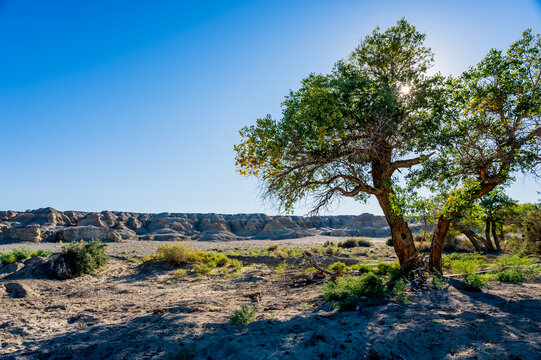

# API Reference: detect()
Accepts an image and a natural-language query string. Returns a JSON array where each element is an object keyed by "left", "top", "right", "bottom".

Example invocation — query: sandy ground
[{"left": 0, "top": 238, "right": 539, "bottom": 360}]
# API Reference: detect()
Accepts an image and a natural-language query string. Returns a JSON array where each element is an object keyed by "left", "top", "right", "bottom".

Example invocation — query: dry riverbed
[{"left": 0, "top": 237, "right": 539, "bottom": 360}]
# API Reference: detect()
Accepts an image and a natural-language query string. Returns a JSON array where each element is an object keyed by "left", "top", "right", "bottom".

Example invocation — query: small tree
[
  {"left": 415, "top": 30, "right": 541, "bottom": 272},
  {"left": 234, "top": 19, "right": 444, "bottom": 272}
]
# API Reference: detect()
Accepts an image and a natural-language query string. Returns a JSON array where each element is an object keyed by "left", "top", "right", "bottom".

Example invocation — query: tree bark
[
  {"left": 461, "top": 229, "right": 483, "bottom": 252},
  {"left": 375, "top": 194, "right": 418, "bottom": 274},
  {"left": 429, "top": 182, "right": 499, "bottom": 273},
  {"left": 484, "top": 218, "right": 495, "bottom": 251},
  {"left": 492, "top": 220, "right": 501, "bottom": 251},
  {"left": 429, "top": 215, "right": 450, "bottom": 273}
]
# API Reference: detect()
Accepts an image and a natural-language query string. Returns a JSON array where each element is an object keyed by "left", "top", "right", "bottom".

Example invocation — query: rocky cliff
[{"left": 0, "top": 207, "right": 424, "bottom": 243}]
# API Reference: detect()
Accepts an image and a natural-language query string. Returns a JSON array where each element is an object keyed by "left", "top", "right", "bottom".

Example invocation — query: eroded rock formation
[{"left": 0, "top": 207, "right": 425, "bottom": 243}]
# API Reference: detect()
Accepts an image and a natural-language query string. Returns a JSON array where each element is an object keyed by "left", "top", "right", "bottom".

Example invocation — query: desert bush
[
  {"left": 385, "top": 237, "right": 393, "bottom": 246},
  {"left": 324, "top": 273, "right": 387, "bottom": 311},
  {"left": 328, "top": 261, "right": 347, "bottom": 272},
  {"left": 462, "top": 273, "right": 487, "bottom": 291},
  {"left": 392, "top": 278, "right": 410, "bottom": 304},
  {"left": 497, "top": 268, "right": 523, "bottom": 283},
  {"left": 229, "top": 304, "right": 257, "bottom": 325},
  {"left": 57, "top": 240, "right": 108, "bottom": 277},
  {"left": 324, "top": 246, "right": 340, "bottom": 255},
  {"left": 0, "top": 246, "right": 53, "bottom": 266},
  {"left": 157, "top": 243, "right": 193, "bottom": 266},
  {"left": 266, "top": 244, "right": 279, "bottom": 252},
  {"left": 323, "top": 240, "right": 336, "bottom": 247},
  {"left": 338, "top": 238, "right": 372, "bottom": 248}
]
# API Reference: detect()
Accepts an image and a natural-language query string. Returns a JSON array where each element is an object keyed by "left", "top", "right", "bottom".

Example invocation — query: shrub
[
  {"left": 157, "top": 243, "right": 193, "bottom": 266},
  {"left": 58, "top": 240, "right": 108, "bottom": 277},
  {"left": 323, "top": 240, "right": 336, "bottom": 247},
  {"left": 392, "top": 278, "right": 410, "bottom": 304},
  {"left": 338, "top": 238, "right": 373, "bottom": 248},
  {"left": 325, "top": 246, "right": 340, "bottom": 255},
  {"left": 386, "top": 237, "right": 393, "bottom": 246},
  {"left": 229, "top": 304, "right": 257, "bottom": 325},
  {"left": 462, "top": 273, "right": 487, "bottom": 291},
  {"left": 497, "top": 268, "right": 523, "bottom": 283},
  {"left": 328, "top": 261, "right": 347, "bottom": 272},
  {"left": 323, "top": 273, "right": 387, "bottom": 311}
]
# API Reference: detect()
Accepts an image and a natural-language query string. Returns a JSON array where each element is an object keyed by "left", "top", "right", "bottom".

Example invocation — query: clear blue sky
[{"left": 1, "top": 0, "right": 540, "bottom": 215}]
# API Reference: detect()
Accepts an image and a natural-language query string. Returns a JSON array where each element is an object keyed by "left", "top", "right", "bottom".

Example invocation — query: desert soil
[{"left": 0, "top": 237, "right": 539, "bottom": 360}]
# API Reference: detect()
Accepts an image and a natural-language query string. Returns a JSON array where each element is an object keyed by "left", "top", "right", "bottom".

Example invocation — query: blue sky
[{"left": 0, "top": 0, "right": 540, "bottom": 215}]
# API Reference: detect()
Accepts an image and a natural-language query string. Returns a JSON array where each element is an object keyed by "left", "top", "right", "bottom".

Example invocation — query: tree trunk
[
  {"left": 492, "top": 220, "right": 501, "bottom": 251},
  {"left": 375, "top": 194, "right": 418, "bottom": 274},
  {"left": 461, "top": 229, "right": 483, "bottom": 252},
  {"left": 429, "top": 182, "right": 500, "bottom": 273},
  {"left": 429, "top": 215, "right": 450, "bottom": 273},
  {"left": 484, "top": 218, "right": 495, "bottom": 251}
]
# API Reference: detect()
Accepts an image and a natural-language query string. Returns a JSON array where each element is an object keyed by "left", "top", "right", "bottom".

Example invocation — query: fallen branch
[{"left": 303, "top": 251, "right": 344, "bottom": 281}]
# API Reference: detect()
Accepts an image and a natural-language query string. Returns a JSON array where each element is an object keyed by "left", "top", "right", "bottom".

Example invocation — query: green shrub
[
  {"left": 325, "top": 246, "right": 340, "bottom": 255},
  {"left": 357, "top": 239, "right": 373, "bottom": 247},
  {"left": 328, "top": 261, "right": 347, "bottom": 272},
  {"left": 157, "top": 243, "right": 193, "bottom": 266},
  {"left": 323, "top": 273, "right": 387, "bottom": 311},
  {"left": 338, "top": 238, "right": 373, "bottom": 248},
  {"left": 1, "top": 246, "right": 53, "bottom": 266},
  {"left": 497, "top": 268, "right": 523, "bottom": 283},
  {"left": 462, "top": 273, "right": 487, "bottom": 291},
  {"left": 60, "top": 240, "right": 108, "bottom": 277},
  {"left": 392, "top": 278, "right": 410, "bottom": 304},
  {"left": 386, "top": 237, "right": 393, "bottom": 246},
  {"left": 229, "top": 304, "right": 257, "bottom": 325}
]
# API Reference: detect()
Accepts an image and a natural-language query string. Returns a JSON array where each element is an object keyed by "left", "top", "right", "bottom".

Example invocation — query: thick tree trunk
[
  {"left": 429, "top": 215, "right": 450, "bottom": 273},
  {"left": 492, "top": 220, "right": 501, "bottom": 251},
  {"left": 461, "top": 229, "right": 483, "bottom": 252},
  {"left": 376, "top": 194, "right": 418, "bottom": 274},
  {"left": 429, "top": 182, "right": 500, "bottom": 273},
  {"left": 484, "top": 218, "right": 495, "bottom": 251}
]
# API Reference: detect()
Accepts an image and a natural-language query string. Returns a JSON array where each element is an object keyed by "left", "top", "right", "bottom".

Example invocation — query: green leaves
[{"left": 234, "top": 19, "right": 442, "bottom": 214}]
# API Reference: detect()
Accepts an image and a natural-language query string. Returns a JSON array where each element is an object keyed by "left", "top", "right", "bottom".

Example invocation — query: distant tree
[
  {"left": 413, "top": 30, "right": 541, "bottom": 272},
  {"left": 234, "top": 19, "right": 444, "bottom": 272},
  {"left": 478, "top": 189, "right": 517, "bottom": 251}
]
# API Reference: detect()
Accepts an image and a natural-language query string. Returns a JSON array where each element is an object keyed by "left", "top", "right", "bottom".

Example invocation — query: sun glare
[{"left": 399, "top": 84, "right": 411, "bottom": 95}]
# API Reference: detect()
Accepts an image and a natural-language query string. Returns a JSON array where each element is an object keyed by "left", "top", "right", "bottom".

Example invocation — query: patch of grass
[
  {"left": 444, "top": 252, "right": 489, "bottom": 274},
  {"left": 150, "top": 243, "right": 243, "bottom": 277},
  {"left": 59, "top": 240, "right": 108, "bottom": 277},
  {"left": 305, "top": 267, "right": 317, "bottom": 275},
  {"left": 275, "top": 261, "right": 289, "bottom": 274},
  {"left": 323, "top": 273, "right": 387, "bottom": 311},
  {"left": 172, "top": 269, "right": 188, "bottom": 277},
  {"left": 229, "top": 304, "right": 257, "bottom": 325}
]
